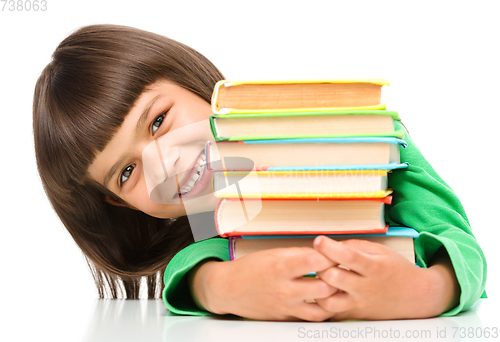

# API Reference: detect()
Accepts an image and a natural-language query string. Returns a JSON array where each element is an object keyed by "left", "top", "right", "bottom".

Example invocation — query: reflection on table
[{"left": 82, "top": 299, "right": 496, "bottom": 342}]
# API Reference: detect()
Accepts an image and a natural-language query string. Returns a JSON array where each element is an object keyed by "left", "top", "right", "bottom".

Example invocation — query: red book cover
[{"left": 214, "top": 197, "right": 392, "bottom": 238}]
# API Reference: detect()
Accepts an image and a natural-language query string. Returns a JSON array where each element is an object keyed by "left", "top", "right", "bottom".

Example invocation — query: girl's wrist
[
  {"left": 416, "top": 249, "right": 460, "bottom": 317},
  {"left": 188, "top": 259, "right": 228, "bottom": 315},
  {"left": 426, "top": 256, "right": 461, "bottom": 315}
]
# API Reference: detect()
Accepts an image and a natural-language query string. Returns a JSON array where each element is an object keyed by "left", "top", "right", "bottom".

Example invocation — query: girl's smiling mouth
[
  {"left": 173, "top": 150, "right": 213, "bottom": 201},
  {"left": 177, "top": 151, "right": 207, "bottom": 195}
]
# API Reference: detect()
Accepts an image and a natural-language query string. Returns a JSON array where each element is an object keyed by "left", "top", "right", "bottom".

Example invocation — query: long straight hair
[{"left": 33, "top": 25, "right": 224, "bottom": 298}]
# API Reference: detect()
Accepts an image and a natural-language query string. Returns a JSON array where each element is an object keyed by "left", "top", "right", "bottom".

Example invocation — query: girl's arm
[
  {"left": 388, "top": 121, "right": 487, "bottom": 315},
  {"left": 162, "top": 238, "right": 229, "bottom": 316},
  {"left": 312, "top": 121, "right": 486, "bottom": 319},
  {"left": 162, "top": 237, "right": 338, "bottom": 321},
  {"left": 188, "top": 247, "right": 339, "bottom": 321}
]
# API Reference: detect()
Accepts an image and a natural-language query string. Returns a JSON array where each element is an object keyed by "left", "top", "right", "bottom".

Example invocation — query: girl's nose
[{"left": 143, "top": 140, "right": 184, "bottom": 204}]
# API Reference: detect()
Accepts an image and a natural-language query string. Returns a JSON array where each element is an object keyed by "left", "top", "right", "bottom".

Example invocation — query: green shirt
[{"left": 162, "top": 122, "right": 487, "bottom": 316}]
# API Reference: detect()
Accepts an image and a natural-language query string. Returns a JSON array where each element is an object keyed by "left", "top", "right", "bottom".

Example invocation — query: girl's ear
[{"left": 104, "top": 196, "right": 138, "bottom": 210}]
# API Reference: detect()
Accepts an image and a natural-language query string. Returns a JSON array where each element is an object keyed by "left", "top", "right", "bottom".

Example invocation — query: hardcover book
[
  {"left": 210, "top": 110, "right": 404, "bottom": 141},
  {"left": 213, "top": 170, "right": 392, "bottom": 199},
  {"left": 206, "top": 137, "right": 408, "bottom": 172},
  {"left": 229, "top": 227, "right": 419, "bottom": 264},
  {"left": 214, "top": 197, "right": 392, "bottom": 237},
  {"left": 211, "top": 79, "right": 390, "bottom": 114}
]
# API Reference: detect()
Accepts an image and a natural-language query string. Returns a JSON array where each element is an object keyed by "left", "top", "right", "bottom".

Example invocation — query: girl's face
[{"left": 88, "top": 80, "right": 220, "bottom": 218}]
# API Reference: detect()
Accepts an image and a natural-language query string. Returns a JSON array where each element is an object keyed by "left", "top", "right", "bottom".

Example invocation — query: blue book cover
[
  {"left": 206, "top": 137, "right": 409, "bottom": 172},
  {"left": 229, "top": 227, "right": 419, "bottom": 267}
]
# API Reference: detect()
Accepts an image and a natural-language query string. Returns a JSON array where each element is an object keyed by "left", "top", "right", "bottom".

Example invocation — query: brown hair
[{"left": 33, "top": 24, "right": 224, "bottom": 298}]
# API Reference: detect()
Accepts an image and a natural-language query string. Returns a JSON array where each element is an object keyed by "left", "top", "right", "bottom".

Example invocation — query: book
[
  {"left": 210, "top": 110, "right": 404, "bottom": 141},
  {"left": 213, "top": 170, "right": 392, "bottom": 199},
  {"left": 211, "top": 79, "right": 389, "bottom": 114},
  {"left": 229, "top": 227, "right": 419, "bottom": 264},
  {"left": 214, "top": 197, "right": 392, "bottom": 237},
  {"left": 206, "top": 137, "right": 408, "bottom": 172}
]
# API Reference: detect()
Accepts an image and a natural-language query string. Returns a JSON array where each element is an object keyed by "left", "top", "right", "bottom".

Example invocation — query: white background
[{"left": 1, "top": 0, "right": 499, "bottom": 340}]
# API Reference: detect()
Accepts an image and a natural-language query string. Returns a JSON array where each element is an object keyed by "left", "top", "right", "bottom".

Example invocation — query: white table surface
[
  {"left": 73, "top": 298, "right": 496, "bottom": 342},
  {"left": 5, "top": 296, "right": 497, "bottom": 342}
]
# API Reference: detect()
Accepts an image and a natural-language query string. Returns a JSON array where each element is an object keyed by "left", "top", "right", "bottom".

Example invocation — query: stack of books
[{"left": 206, "top": 80, "right": 418, "bottom": 264}]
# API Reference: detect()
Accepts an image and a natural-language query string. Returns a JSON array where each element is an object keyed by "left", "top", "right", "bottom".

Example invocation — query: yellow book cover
[
  {"left": 213, "top": 170, "right": 392, "bottom": 199},
  {"left": 211, "top": 79, "right": 389, "bottom": 114}
]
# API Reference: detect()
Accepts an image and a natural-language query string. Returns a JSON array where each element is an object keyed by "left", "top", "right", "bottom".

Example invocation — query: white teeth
[{"left": 179, "top": 153, "right": 206, "bottom": 195}]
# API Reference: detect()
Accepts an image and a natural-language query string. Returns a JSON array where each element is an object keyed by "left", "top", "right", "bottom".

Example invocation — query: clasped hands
[{"left": 190, "top": 236, "right": 457, "bottom": 321}]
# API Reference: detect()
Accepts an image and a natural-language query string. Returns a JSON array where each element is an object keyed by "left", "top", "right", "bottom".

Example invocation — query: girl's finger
[
  {"left": 313, "top": 236, "right": 373, "bottom": 276},
  {"left": 291, "top": 301, "right": 333, "bottom": 322},
  {"left": 341, "top": 238, "right": 389, "bottom": 255},
  {"left": 315, "top": 291, "right": 353, "bottom": 315},
  {"left": 316, "top": 265, "right": 360, "bottom": 292},
  {"left": 283, "top": 248, "right": 336, "bottom": 278},
  {"left": 294, "top": 277, "right": 339, "bottom": 300}
]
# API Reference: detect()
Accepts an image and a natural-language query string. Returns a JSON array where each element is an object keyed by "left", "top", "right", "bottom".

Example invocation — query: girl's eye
[
  {"left": 152, "top": 113, "right": 166, "bottom": 134},
  {"left": 120, "top": 164, "right": 136, "bottom": 185}
]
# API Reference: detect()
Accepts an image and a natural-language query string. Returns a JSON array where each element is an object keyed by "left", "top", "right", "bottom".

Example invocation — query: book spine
[
  {"left": 228, "top": 236, "right": 241, "bottom": 261},
  {"left": 267, "top": 163, "right": 409, "bottom": 172},
  {"left": 214, "top": 198, "right": 224, "bottom": 237},
  {"left": 227, "top": 79, "right": 390, "bottom": 86},
  {"left": 209, "top": 116, "right": 221, "bottom": 140},
  {"left": 221, "top": 225, "right": 389, "bottom": 237},
  {"left": 218, "top": 196, "right": 393, "bottom": 204},
  {"left": 239, "top": 227, "right": 419, "bottom": 239},
  {"left": 219, "top": 130, "right": 406, "bottom": 142}
]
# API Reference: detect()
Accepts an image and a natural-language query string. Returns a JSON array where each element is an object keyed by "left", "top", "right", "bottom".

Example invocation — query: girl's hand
[
  {"left": 189, "top": 247, "right": 338, "bottom": 321},
  {"left": 312, "top": 237, "right": 460, "bottom": 320}
]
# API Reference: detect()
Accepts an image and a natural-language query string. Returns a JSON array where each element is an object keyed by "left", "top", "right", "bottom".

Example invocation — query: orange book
[
  {"left": 211, "top": 79, "right": 389, "bottom": 114},
  {"left": 214, "top": 197, "right": 391, "bottom": 237}
]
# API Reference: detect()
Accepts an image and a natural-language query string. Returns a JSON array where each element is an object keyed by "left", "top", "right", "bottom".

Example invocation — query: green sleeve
[
  {"left": 162, "top": 237, "right": 229, "bottom": 316},
  {"left": 387, "top": 122, "right": 487, "bottom": 316}
]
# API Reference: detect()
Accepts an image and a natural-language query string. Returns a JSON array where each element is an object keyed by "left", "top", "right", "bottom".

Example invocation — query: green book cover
[{"left": 210, "top": 110, "right": 404, "bottom": 141}]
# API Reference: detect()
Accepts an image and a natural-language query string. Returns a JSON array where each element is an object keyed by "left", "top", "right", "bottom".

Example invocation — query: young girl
[{"left": 33, "top": 24, "right": 486, "bottom": 321}]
